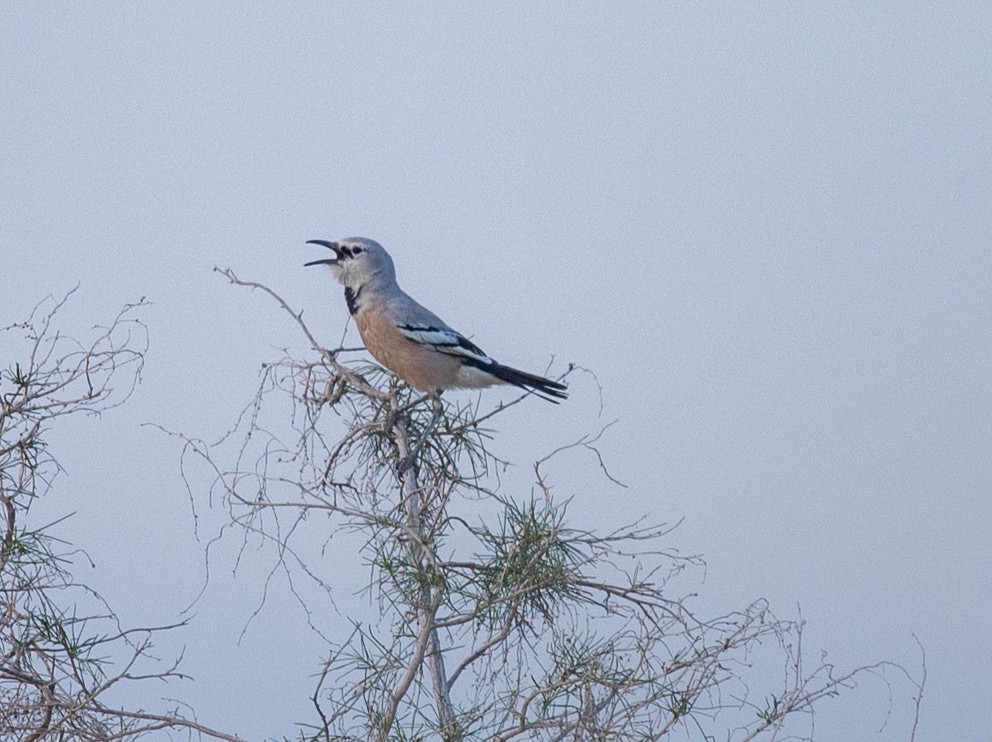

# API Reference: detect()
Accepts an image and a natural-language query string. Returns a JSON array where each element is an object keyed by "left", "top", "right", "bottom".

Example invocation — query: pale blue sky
[{"left": 3, "top": 3, "right": 990, "bottom": 740}]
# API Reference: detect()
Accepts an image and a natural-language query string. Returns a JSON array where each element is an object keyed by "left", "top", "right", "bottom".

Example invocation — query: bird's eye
[{"left": 353, "top": 247, "right": 363, "bottom": 255}]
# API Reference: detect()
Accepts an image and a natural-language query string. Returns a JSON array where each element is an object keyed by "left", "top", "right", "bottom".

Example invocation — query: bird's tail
[{"left": 489, "top": 362, "right": 568, "bottom": 403}]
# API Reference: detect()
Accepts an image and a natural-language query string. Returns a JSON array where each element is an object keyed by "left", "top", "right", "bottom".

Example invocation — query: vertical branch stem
[{"left": 376, "top": 404, "right": 459, "bottom": 741}]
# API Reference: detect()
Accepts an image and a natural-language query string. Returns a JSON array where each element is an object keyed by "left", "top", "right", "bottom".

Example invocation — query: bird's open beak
[{"left": 305, "top": 240, "right": 342, "bottom": 267}]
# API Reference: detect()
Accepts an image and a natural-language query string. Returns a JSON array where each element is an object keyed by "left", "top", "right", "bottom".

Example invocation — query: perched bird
[{"left": 305, "top": 237, "right": 567, "bottom": 402}]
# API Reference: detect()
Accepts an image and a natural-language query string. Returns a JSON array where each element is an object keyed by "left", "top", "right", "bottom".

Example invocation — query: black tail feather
[{"left": 489, "top": 362, "right": 568, "bottom": 403}]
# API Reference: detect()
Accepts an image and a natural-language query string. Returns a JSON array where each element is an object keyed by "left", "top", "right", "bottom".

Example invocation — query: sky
[{"left": 2, "top": 3, "right": 991, "bottom": 740}]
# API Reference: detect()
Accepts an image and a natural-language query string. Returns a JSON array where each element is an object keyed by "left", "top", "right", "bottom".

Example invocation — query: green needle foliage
[{"left": 183, "top": 272, "right": 922, "bottom": 742}]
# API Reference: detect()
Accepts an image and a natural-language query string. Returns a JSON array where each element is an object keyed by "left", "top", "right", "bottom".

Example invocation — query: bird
[{"left": 305, "top": 237, "right": 567, "bottom": 403}]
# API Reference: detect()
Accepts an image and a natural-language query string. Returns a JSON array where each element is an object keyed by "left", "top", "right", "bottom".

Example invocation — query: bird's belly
[{"left": 356, "top": 310, "right": 459, "bottom": 391}]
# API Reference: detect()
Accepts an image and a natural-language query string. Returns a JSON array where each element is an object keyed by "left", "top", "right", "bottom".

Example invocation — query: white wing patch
[{"left": 398, "top": 324, "right": 493, "bottom": 365}]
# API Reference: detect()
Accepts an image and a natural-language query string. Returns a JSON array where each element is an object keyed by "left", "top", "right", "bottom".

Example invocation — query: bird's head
[{"left": 305, "top": 237, "right": 396, "bottom": 290}]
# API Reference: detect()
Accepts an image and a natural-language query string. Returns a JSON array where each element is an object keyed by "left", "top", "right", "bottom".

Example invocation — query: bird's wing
[
  {"left": 383, "top": 292, "right": 495, "bottom": 366},
  {"left": 396, "top": 322, "right": 494, "bottom": 365}
]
